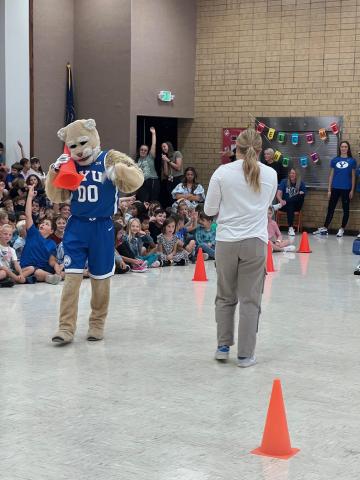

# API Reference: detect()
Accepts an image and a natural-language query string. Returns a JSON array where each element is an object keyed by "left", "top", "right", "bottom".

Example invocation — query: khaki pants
[{"left": 215, "top": 238, "right": 266, "bottom": 358}]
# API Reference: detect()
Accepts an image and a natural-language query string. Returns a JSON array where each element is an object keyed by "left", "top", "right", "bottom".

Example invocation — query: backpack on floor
[{"left": 352, "top": 238, "right": 360, "bottom": 255}]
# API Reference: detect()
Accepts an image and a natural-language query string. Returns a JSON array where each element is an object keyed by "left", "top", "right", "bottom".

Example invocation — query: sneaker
[
  {"left": 130, "top": 263, "right": 148, "bottom": 272},
  {"left": 336, "top": 228, "right": 344, "bottom": 237},
  {"left": 272, "top": 202, "right": 282, "bottom": 211},
  {"left": 175, "top": 258, "right": 188, "bottom": 266},
  {"left": 45, "top": 274, "right": 62, "bottom": 285},
  {"left": 25, "top": 274, "right": 37, "bottom": 284},
  {"left": 215, "top": 345, "right": 230, "bottom": 361},
  {"left": 237, "top": 355, "right": 257, "bottom": 368},
  {"left": 313, "top": 227, "right": 328, "bottom": 235},
  {"left": 288, "top": 227, "right": 295, "bottom": 236},
  {"left": 150, "top": 260, "right": 161, "bottom": 268},
  {"left": 202, "top": 252, "right": 209, "bottom": 261},
  {"left": 162, "top": 260, "right": 172, "bottom": 267},
  {"left": 282, "top": 245, "right": 296, "bottom": 252},
  {"left": 354, "top": 265, "right": 360, "bottom": 275},
  {"left": 0, "top": 278, "right": 15, "bottom": 288}
]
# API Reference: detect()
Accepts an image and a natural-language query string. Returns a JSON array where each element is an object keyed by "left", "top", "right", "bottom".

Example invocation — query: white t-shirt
[
  {"left": 204, "top": 160, "right": 277, "bottom": 243},
  {"left": 0, "top": 244, "right": 17, "bottom": 268}
]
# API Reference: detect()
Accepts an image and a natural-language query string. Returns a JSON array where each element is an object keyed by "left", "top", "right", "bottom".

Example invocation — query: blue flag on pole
[{"left": 65, "top": 63, "right": 75, "bottom": 126}]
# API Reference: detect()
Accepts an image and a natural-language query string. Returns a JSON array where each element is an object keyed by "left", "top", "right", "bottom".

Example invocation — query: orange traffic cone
[
  {"left": 297, "top": 232, "right": 312, "bottom": 253},
  {"left": 266, "top": 242, "right": 275, "bottom": 273},
  {"left": 53, "top": 146, "right": 83, "bottom": 191},
  {"left": 251, "top": 379, "right": 300, "bottom": 460},
  {"left": 192, "top": 248, "right": 208, "bottom": 282}
]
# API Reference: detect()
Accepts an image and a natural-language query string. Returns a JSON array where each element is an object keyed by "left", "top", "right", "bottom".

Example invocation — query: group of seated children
[
  {"left": 0, "top": 192, "right": 217, "bottom": 286},
  {"left": 0, "top": 185, "right": 65, "bottom": 287},
  {"left": 114, "top": 199, "right": 216, "bottom": 273}
]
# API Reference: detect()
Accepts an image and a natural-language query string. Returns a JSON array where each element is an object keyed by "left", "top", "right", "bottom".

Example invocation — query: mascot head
[{"left": 57, "top": 119, "right": 100, "bottom": 166}]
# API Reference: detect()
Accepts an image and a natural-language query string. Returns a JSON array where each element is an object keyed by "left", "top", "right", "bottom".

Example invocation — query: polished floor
[{"left": 1, "top": 235, "right": 360, "bottom": 480}]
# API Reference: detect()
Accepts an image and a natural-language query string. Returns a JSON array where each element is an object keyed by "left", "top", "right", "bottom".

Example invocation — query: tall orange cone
[
  {"left": 251, "top": 379, "right": 300, "bottom": 460},
  {"left": 297, "top": 232, "right": 312, "bottom": 253},
  {"left": 266, "top": 242, "right": 275, "bottom": 273},
  {"left": 192, "top": 247, "right": 208, "bottom": 282},
  {"left": 53, "top": 146, "right": 83, "bottom": 191}
]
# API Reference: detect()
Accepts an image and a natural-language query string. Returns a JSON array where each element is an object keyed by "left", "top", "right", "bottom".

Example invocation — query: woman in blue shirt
[
  {"left": 276, "top": 168, "right": 306, "bottom": 236},
  {"left": 313, "top": 141, "right": 356, "bottom": 237}
]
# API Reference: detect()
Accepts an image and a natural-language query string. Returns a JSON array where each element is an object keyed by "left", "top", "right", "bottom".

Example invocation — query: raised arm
[
  {"left": 25, "top": 184, "right": 36, "bottom": 230},
  {"left": 149, "top": 127, "right": 156, "bottom": 158},
  {"left": 17, "top": 140, "right": 26, "bottom": 159}
]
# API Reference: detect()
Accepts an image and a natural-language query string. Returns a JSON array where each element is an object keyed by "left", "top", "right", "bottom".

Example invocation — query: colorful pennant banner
[{"left": 253, "top": 118, "right": 341, "bottom": 169}]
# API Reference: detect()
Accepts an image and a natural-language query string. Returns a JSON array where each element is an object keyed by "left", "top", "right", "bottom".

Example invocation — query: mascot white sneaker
[{"left": 45, "top": 119, "right": 144, "bottom": 344}]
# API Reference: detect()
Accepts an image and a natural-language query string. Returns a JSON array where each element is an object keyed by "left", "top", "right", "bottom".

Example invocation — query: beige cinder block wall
[{"left": 179, "top": 0, "right": 360, "bottom": 230}]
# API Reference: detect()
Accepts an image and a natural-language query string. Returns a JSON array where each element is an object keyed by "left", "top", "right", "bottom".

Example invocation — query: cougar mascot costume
[{"left": 45, "top": 119, "right": 144, "bottom": 344}]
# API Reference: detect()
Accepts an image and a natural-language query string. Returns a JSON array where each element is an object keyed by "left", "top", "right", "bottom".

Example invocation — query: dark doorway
[{"left": 137, "top": 116, "right": 178, "bottom": 177}]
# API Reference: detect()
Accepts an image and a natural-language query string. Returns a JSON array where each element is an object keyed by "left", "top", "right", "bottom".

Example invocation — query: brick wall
[{"left": 178, "top": 0, "right": 360, "bottom": 231}]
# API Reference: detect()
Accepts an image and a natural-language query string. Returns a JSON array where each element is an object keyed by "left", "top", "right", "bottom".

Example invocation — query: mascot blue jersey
[{"left": 70, "top": 151, "right": 118, "bottom": 218}]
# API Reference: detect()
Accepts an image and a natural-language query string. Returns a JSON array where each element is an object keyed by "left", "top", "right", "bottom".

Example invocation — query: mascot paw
[{"left": 105, "top": 150, "right": 144, "bottom": 193}]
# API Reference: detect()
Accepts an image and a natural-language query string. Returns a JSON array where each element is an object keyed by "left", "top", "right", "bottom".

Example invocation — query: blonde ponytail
[{"left": 236, "top": 128, "right": 262, "bottom": 192}]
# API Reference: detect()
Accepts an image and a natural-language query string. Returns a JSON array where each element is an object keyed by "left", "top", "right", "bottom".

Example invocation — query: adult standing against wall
[
  {"left": 313, "top": 141, "right": 356, "bottom": 237},
  {"left": 135, "top": 127, "right": 160, "bottom": 202},
  {"left": 204, "top": 128, "right": 277, "bottom": 368},
  {"left": 161, "top": 141, "right": 183, "bottom": 207},
  {"left": 262, "top": 148, "right": 287, "bottom": 182}
]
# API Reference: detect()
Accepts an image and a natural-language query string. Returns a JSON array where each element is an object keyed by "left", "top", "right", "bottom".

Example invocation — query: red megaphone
[{"left": 52, "top": 146, "right": 84, "bottom": 191}]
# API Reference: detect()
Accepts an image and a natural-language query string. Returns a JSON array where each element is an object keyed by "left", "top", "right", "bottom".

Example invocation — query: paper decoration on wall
[
  {"left": 274, "top": 150, "right": 282, "bottom": 161},
  {"left": 267, "top": 128, "right": 275, "bottom": 140},
  {"left": 330, "top": 122, "right": 339, "bottom": 135},
  {"left": 256, "top": 122, "right": 265, "bottom": 133},
  {"left": 306, "top": 132, "right": 314, "bottom": 144},
  {"left": 319, "top": 128, "right": 327, "bottom": 141},
  {"left": 221, "top": 128, "right": 245, "bottom": 164},
  {"left": 282, "top": 157, "right": 289, "bottom": 167},
  {"left": 300, "top": 156, "right": 308, "bottom": 168},
  {"left": 310, "top": 152, "right": 319, "bottom": 163},
  {"left": 277, "top": 132, "right": 286, "bottom": 143},
  {"left": 291, "top": 133, "right": 299, "bottom": 145}
]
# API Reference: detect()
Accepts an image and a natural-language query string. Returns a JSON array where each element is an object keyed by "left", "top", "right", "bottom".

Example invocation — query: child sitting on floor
[
  {"left": 267, "top": 207, "right": 295, "bottom": 252},
  {"left": 125, "top": 218, "right": 160, "bottom": 268},
  {"left": 114, "top": 223, "right": 147, "bottom": 272},
  {"left": 0, "top": 224, "right": 25, "bottom": 287},
  {"left": 174, "top": 214, "right": 196, "bottom": 260},
  {"left": 194, "top": 212, "right": 216, "bottom": 260},
  {"left": 157, "top": 216, "right": 189, "bottom": 266},
  {"left": 20, "top": 184, "right": 62, "bottom": 284}
]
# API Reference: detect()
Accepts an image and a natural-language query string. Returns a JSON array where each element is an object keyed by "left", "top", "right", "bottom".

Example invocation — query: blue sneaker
[{"left": 215, "top": 345, "right": 230, "bottom": 361}]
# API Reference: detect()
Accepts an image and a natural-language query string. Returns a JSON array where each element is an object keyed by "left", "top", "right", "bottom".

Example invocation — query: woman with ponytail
[{"left": 204, "top": 128, "right": 277, "bottom": 368}]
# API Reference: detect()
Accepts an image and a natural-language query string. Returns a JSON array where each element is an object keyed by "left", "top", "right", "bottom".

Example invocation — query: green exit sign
[{"left": 158, "top": 90, "right": 175, "bottom": 102}]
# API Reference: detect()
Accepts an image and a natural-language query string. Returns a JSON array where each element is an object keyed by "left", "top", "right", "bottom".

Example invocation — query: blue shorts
[{"left": 63, "top": 216, "right": 115, "bottom": 279}]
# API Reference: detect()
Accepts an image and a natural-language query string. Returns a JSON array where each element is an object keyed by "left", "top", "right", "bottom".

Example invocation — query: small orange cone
[
  {"left": 192, "top": 247, "right": 208, "bottom": 282},
  {"left": 266, "top": 242, "right": 275, "bottom": 273},
  {"left": 297, "top": 232, "right": 312, "bottom": 253},
  {"left": 53, "top": 146, "right": 83, "bottom": 191},
  {"left": 251, "top": 379, "right": 300, "bottom": 460}
]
